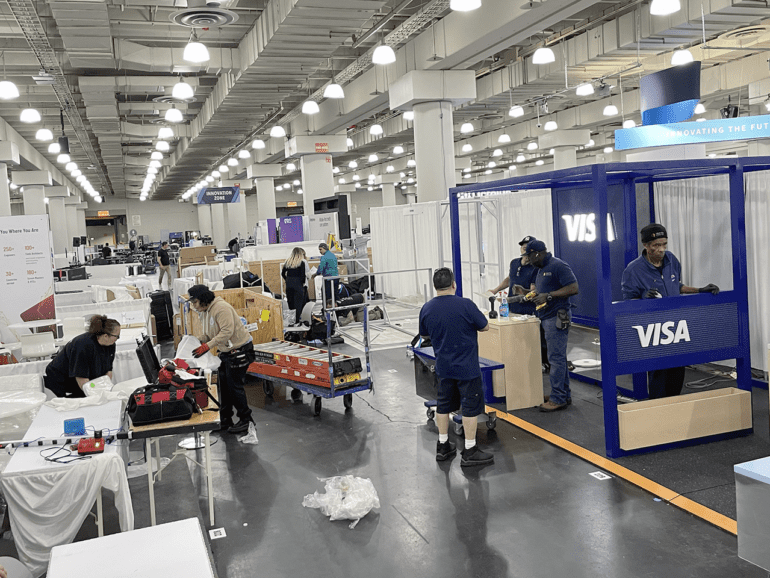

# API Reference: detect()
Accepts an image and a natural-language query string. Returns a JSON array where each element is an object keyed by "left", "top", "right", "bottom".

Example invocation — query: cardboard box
[{"left": 617, "top": 387, "right": 752, "bottom": 450}]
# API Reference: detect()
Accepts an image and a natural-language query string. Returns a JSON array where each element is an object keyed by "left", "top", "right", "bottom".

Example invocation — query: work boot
[
  {"left": 544, "top": 395, "right": 572, "bottom": 405},
  {"left": 228, "top": 418, "right": 254, "bottom": 434},
  {"left": 539, "top": 400, "right": 568, "bottom": 412},
  {"left": 217, "top": 418, "right": 234, "bottom": 431},
  {"left": 436, "top": 440, "right": 457, "bottom": 461},
  {"left": 460, "top": 446, "right": 494, "bottom": 467},
  {"left": 338, "top": 312, "right": 354, "bottom": 327}
]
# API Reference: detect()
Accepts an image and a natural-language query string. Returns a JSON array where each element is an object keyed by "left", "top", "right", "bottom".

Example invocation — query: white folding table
[{"left": 47, "top": 517, "right": 217, "bottom": 578}]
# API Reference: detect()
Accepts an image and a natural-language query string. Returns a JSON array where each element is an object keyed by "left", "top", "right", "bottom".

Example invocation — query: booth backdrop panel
[
  {"left": 745, "top": 171, "right": 770, "bottom": 372},
  {"left": 552, "top": 183, "right": 626, "bottom": 324}
]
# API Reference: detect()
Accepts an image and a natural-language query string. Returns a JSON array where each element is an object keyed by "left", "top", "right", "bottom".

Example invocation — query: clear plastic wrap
[
  {"left": 0, "top": 390, "right": 47, "bottom": 419},
  {"left": 83, "top": 375, "right": 113, "bottom": 397},
  {"left": 302, "top": 475, "right": 380, "bottom": 529},
  {"left": 176, "top": 335, "right": 221, "bottom": 370}
]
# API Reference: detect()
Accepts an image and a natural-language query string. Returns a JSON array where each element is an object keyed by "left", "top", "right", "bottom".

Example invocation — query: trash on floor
[
  {"left": 239, "top": 422, "right": 259, "bottom": 445},
  {"left": 302, "top": 475, "right": 380, "bottom": 529}
]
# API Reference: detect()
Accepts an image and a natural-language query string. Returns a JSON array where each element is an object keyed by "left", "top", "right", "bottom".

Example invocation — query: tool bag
[
  {"left": 126, "top": 383, "right": 197, "bottom": 426},
  {"left": 158, "top": 358, "right": 219, "bottom": 409}
]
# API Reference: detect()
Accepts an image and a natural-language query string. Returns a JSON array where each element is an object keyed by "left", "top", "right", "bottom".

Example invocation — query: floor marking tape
[{"left": 489, "top": 405, "right": 737, "bottom": 535}]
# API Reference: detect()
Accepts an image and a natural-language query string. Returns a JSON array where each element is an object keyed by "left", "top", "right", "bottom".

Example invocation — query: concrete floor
[{"left": 120, "top": 344, "right": 764, "bottom": 578}]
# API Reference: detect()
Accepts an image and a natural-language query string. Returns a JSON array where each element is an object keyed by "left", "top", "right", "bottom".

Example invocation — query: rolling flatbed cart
[
  {"left": 247, "top": 304, "right": 374, "bottom": 416},
  {"left": 411, "top": 346, "right": 501, "bottom": 434}
]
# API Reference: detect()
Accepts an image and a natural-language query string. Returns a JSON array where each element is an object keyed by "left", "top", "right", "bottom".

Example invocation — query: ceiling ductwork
[
  {"left": 169, "top": 0, "right": 240, "bottom": 28},
  {"left": 115, "top": 40, "right": 239, "bottom": 74}
]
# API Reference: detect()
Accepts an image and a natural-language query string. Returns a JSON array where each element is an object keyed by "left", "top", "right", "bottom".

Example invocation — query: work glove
[
  {"left": 698, "top": 283, "right": 720, "bottom": 295},
  {"left": 192, "top": 343, "right": 210, "bottom": 358},
  {"left": 643, "top": 289, "right": 661, "bottom": 299},
  {"left": 507, "top": 294, "right": 526, "bottom": 304}
]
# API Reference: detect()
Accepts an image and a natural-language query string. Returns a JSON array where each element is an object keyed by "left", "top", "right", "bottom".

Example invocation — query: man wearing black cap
[
  {"left": 187, "top": 284, "right": 256, "bottom": 433},
  {"left": 621, "top": 223, "right": 719, "bottom": 398},
  {"left": 525, "top": 239, "right": 579, "bottom": 412},
  {"left": 489, "top": 235, "right": 549, "bottom": 370}
]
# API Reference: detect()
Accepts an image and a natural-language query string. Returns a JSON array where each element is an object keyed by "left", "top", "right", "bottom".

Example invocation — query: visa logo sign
[
  {"left": 631, "top": 320, "right": 691, "bottom": 348},
  {"left": 562, "top": 213, "right": 616, "bottom": 242}
]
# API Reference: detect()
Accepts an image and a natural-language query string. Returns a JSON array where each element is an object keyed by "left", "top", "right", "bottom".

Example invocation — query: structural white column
[
  {"left": 47, "top": 196, "right": 68, "bottom": 254},
  {"left": 22, "top": 186, "right": 46, "bottom": 215},
  {"left": 390, "top": 70, "right": 476, "bottom": 204},
  {"left": 210, "top": 203, "right": 227, "bottom": 249},
  {"left": 539, "top": 130, "right": 591, "bottom": 171},
  {"left": 76, "top": 203, "right": 88, "bottom": 238},
  {"left": 553, "top": 147, "right": 577, "bottom": 170},
  {"left": 65, "top": 199, "right": 79, "bottom": 247},
  {"left": 375, "top": 174, "right": 399, "bottom": 207},
  {"left": 247, "top": 164, "right": 283, "bottom": 221},
  {"left": 197, "top": 203, "right": 213, "bottom": 238},
  {"left": 747, "top": 141, "right": 770, "bottom": 156},
  {"left": 221, "top": 179, "right": 249, "bottom": 239},
  {"left": 300, "top": 154, "right": 335, "bottom": 216},
  {"left": 0, "top": 163, "right": 10, "bottom": 217}
]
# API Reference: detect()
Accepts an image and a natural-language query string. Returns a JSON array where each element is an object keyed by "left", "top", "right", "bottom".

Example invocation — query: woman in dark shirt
[
  {"left": 282, "top": 247, "right": 311, "bottom": 324},
  {"left": 44, "top": 315, "right": 121, "bottom": 397}
]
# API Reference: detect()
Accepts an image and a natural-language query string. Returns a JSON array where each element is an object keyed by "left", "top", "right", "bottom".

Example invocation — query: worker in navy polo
[
  {"left": 621, "top": 223, "right": 720, "bottom": 398},
  {"left": 419, "top": 267, "right": 494, "bottom": 467},
  {"left": 488, "top": 235, "right": 550, "bottom": 372},
  {"left": 525, "top": 239, "right": 579, "bottom": 412}
]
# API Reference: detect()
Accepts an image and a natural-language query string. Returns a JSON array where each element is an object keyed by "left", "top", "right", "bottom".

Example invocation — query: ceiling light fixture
[
  {"left": 603, "top": 104, "right": 619, "bottom": 116},
  {"left": 238, "top": 149, "right": 251, "bottom": 159},
  {"left": 462, "top": 144, "right": 472, "bottom": 152},
  {"left": 0, "top": 52, "right": 18, "bottom": 100},
  {"left": 403, "top": 111, "right": 414, "bottom": 121},
  {"left": 286, "top": 162, "right": 296, "bottom": 171},
  {"left": 270, "top": 125, "right": 286, "bottom": 138},
  {"left": 372, "top": 44, "right": 396, "bottom": 65},
  {"left": 650, "top": 0, "right": 680, "bottom": 16},
  {"left": 158, "top": 127, "right": 174, "bottom": 140},
  {"left": 227, "top": 157, "right": 238, "bottom": 167},
  {"left": 48, "top": 142, "right": 60, "bottom": 154},
  {"left": 348, "top": 160, "right": 358, "bottom": 169},
  {"left": 386, "top": 165, "right": 394, "bottom": 172},
  {"left": 492, "top": 149, "right": 503, "bottom": 157},
  {"left": 603, "top": 146, "right": 613, "bottom": 153},
  {"left": 516, "top": 154, "right": 526, "bottom": 162},
  {"left": 251, "top": 139, "right": 265, "bottom": 149},
  {"left": 576, "top": 83, "right": 594, "bottom": 96},
  {"left": 165, "top": 107, "right": 183, "bottom": 123},
  {"left": 36, "top": 128, "right": 53, "bottom": 141},
  {"left": 509, "top": 105, "right": 524, "bottom": 118},
  {"left": 218, "top": 164, "right": 228, "bottom": 172},
  {"left": 393, "top": 145, "right": 404, "bottom": 154},
  {"left": 450, "top": 0, "right": 481, "bottom": 10},
  {"left": 532, "top": 47, "right": 555, "bottom": 65},
  {"left": 368, "top": 154, "right": 378, "bottom": 162},
  {"left": 671, "top": 49, "right": 694, "bottom": 66},
  {"left": 212, "top": 170, "right": 220, "bottom": 178},
  {"left": 460, "top": 122, "right": 474, "bottom": 133},
  {"left": 65, "top": 162, "right": 77, "bottom": 172},
  {"left": 156, "top": 141, "right": 170, "bottom": 152},
  {"left": 407, "top": 159, "right": 416, "bottom": 167},
  {"left": 694, "top": 103, "right": 706, "bottom": 114},
  {"left": 370, "top": 124, "right": 383, "bottom": 136},
  {"left": 183, "top": 31, "right": 210, "bottom": 63},
  {"left": 149, "top": 160, "right": 161, "bottom": 168},
  {"left": 302, "top": 100, "right": 320, "bottom": 115},
  {"left": 20, "top": 108, "right": 40, "bottom": 123},
  {"left": 544, "top": 120, "right": 558, "bottom": 131},
  {"left": 623, "top": 119, "right": 637, "bottom": 129},
  {"left": 171, "top": 78, "right": 194, "bottom": 100},
  {"left": 151, "top": 152, "right": 164, "bottom": 160},
  {"left": 498, "top": 134, "right": 511, "bottom": 143},
  {"left": 71, "top": 169, "right": 82, "bottom": 177},
  {"left": 536, "top": 160, "right": 544, "bottom": 166},
  {"left": 57, "top": 153, "right": 70, "bottom": 164},
  {"left": 527, "top": 142, "right": 538, "bottom": 151}
]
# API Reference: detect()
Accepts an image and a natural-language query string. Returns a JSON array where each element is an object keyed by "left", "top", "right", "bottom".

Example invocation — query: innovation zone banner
[
  {"left": 197, "top": 186, "right": 240, "bottom": 204},
  {"left": 615, "top": 114, "right": 770, "bottom": 150}
]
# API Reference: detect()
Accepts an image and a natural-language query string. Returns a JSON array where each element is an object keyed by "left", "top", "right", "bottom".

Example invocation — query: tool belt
[{"left": 220, "top": 341, "right": 255, "bottom": 370}]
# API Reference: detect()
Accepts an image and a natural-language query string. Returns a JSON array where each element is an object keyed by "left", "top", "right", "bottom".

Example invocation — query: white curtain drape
[{"left": 655, "top": 173, "right": 769, "bottom": 372}]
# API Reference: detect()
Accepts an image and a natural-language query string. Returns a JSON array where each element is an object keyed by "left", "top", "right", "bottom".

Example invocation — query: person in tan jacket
[{"left": 188, "top": 284, "right": 255, "bottom": 434}]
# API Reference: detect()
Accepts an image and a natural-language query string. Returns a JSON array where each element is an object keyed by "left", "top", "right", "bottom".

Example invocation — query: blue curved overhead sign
[
  {"left": 197, "top": 186, "right": 240, "bottom": 204},
  {"left": 640, "top": 62, "right": 701, "bottom": 126},
  {"left": 615, "top": 115, "right": 770, "bottom": 150}
]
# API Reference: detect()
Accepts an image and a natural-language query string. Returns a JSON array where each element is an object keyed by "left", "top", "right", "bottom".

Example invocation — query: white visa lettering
[
  {"left": 632, "top": 320, "right": 691, "bottom": 348},
  {"left": 562, "top": 213, "right": 610, "bottom": 242}
]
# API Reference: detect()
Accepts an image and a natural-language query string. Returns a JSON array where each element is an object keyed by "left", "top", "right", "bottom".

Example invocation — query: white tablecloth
[
  {"left": 181, "top": 264, "right": 222, "bottom": 283},
  {"left": 1, "top": 401, "right": 133, "bottom": 577},
  {"left": 48, "top": 518, "right": 215, "bottom": 578},
  {"left": 172, "top": 277, "right": 196, "bottom": 314},
  {"left": 119, "top": 275, "right": 155, "bottom": 298}
]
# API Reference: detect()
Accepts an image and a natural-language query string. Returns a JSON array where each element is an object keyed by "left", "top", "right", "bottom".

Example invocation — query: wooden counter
[{"left": 478, "top": 317, "right": 542, "bottom": 410}]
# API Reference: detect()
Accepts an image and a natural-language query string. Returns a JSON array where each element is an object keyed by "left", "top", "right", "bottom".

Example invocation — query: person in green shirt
[{"left": 312, "top": 243, "right": 339, "bottom": 303}]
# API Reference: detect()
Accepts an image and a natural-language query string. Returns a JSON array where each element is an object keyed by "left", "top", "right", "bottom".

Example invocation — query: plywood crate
[
  {"left": 173, "top": 314, "right": 183, "bottom": 349},
  {"left": 182, "top": 287, "right": 283, "bottom": 346},
  {"left": 617, "top": 387, "right": 752, "bottom": 450}
]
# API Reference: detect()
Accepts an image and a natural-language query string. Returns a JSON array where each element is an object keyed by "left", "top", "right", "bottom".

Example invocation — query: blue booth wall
[{"left": 552, "top": 183, "right": 628, "bottom": 326}]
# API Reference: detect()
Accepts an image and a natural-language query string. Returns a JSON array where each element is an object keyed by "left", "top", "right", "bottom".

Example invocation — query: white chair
[
  {"left": 0, "top": 556, "right": 33, "bottom": 578},
  {"left": 60, "top": 317, "right": 86, "bottom": 344},
  {"left": 284, "top": 302, "right": 317, "bottom": 333},
  {"left": 20, "top": 333, "right": 57, "bottom": 361}
]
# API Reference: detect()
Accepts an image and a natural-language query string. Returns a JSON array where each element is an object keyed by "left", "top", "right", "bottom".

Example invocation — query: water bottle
[{"left": 499, "top": 295, "right": 509, "bottom": 318}]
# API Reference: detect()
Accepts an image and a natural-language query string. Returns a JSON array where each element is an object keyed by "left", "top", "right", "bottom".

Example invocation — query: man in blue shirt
[
  {"left": 313, "top": 243, "right": 339, "bottom": 302},
  {"left": 489, "top": 235, "right": 549, "bottom": 371},
  {"left": 526, "top": 239, "right": 579, "bottom": 412},
  {"left": 419, "top": 268, "right": 494, "bottom": 467},
  {"left": 621, "top": 223, "right": 719, "bottom": 398}
]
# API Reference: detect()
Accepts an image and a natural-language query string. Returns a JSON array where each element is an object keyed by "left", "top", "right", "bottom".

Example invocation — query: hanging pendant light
[
  {"left": 35, "top": 128, "right": 53, "bottom": 141},
  {"left": 238, "top": 149, "right": 251, "bottom": 159},
  {"left": 407, "top": 159, "right": 416, "bottom": 167},
  {"left": 368, "top": 154, "right": 378, "bottom": 163},
  {"left": 694, "top": 103, "right": 706, "bottom": 114},
  {"left": 270, "top": 125, "right": 286, "bottom": 138},
  {"left": 302, "top": 100, "right": 320, "bottom": 115},
  {"left": 650, "top": 0, "right": 680, "bottom": 16},
  {"left": 156, "top": 141, "right": 170, "bottom": 152},
  {"left": 527, "top": 142, "right": 538, "bottom": 151},
  {"left": 48, "top": 142, "right": 60, "bottom": 154},
  {"left": 450, "top": 0, "right": 481, "bottom": 11},
  {"left": 603, "top": 104, "right": 619, "bottom": 116},
  {"left": 372, "top": 44, "right": 396, "bottom": 65},
  {"left": 151, "top": 151, "right": 164, "bottom": 160},
  {"left": 218, "top": 164, "right": 228, "bottom": 172},
  {"left": 492, "top": 149, "right": 503, "bottom": 157},
  {"left": 671, "top": 49, "right": 693, "bottom": 66},
  {"left": 227, "top": 157, "right": 239, "bottom": 167},
  {"left": 460, "top": 122, "right": 474, "bottom": 134},
  {"left": 158, "top": 127, "right": 174, "bottom": 139},
  {"left": 516, "top": 154, "right": 526, "bottom": 162},
  {"left": 544, "top": 120, "right": 558, "bottom": 131},
  {"left": 509, "top": 105, "right": 524, "bottom": 118},
  {"left": 622, "top": 119, "right": 637, "bottom": 128},
  {"left": 183, "top": 31, "right": 210, "bottom": 63},
  {"left": 149, "top": 160, "right": 161, "bottom": 168},
  {"left": 498, "top": 134, "right": 511, "bottom": 143},
  {"left": 0, "top": 53, "right": 18, "bottom": 100},
  {"left": 20, "top": 108, "right": 40, "bottom": 123},
  {"left": 348, "top": 160, "right": 358, "bottom": 169},
  {"left": 165, "top": 107, "right": 183, "bottom": 123},
  {"left": 403, "top": 111, "right": 414, "bottom": 121},
  {"left": 323, "top": 82, "right": 344, "bottom": 99},
  {"left": 171, "top": 78, "right": 194, "bottom": 100},
  {"left": 532, "top": 47, "right": 555, "bottom": 65},
  {"left": 56, "top": 153, "right": 70, "bottom": 164},
  {"left": 65, "top": 162, "right": 77, "bottom": 171},
  {"left": 393, "top": 145, "right": 404, "bottom": 154},
  {"left": 370, "top": 124, "right": 383, "bottom": 136},
  {"left": 462, "top": 143, "right": 472, "bottom": 152},
  {"left": 251, "top": 139, "right": 265, "bottom": 149},
  {"left": 575, "top": 83, "right": 594, "bottom": 96}
]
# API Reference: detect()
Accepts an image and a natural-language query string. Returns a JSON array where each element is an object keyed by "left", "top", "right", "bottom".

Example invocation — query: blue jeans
[{"left": 541, "top": 315, "right": 571, "bottom": 404}]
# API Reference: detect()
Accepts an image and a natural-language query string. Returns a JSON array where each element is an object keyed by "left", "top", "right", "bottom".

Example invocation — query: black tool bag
[
  {"left": 127, "top": 383, "right": 196, "bottom": 426},
  {"left": 221, "top": 341, "right": 256, "bottom": 369}
]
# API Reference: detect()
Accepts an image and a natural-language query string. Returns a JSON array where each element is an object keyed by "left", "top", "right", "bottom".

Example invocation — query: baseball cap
[
  {"left": 187, "top": 284, "right": 209, "bottom": 300},
  {"left": 525, "top": 239, "right": 547, "bottom": 254},
  {"left": 640, "top": 223, "right": 667, "bottom": 243},
  {"left": 519, "top": 235, "right": 535, "bottom": 246}
]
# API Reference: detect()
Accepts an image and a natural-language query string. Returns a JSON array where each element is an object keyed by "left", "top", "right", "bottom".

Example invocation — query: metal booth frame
[{"left": 449, "top": 157, "right": 768, "bottom": 457}]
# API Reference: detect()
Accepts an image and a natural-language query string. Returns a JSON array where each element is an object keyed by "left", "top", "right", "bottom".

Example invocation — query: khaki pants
[{"left": 158, "top": 264, "right": 171, "bottom": 289}]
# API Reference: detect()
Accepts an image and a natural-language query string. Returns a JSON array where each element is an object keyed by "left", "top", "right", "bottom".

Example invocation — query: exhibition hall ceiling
[{"left": 0, "top": 0, "right": 768, "bottom": 202}]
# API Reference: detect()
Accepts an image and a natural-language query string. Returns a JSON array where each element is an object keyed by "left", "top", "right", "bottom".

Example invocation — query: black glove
[
  {"left": 699, "top": 283, "right": 720, "bottom": 295},
  {"left": 643, "top": 289, "right": 660, "bottom": 299},
  {"left": 507, "top": 294, "right": 525, "bottom": 304}
]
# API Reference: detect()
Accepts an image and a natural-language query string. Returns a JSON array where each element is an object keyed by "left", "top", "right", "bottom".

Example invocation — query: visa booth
[{"left": 449, "top": 157, "right": 764, "bottom": 457}]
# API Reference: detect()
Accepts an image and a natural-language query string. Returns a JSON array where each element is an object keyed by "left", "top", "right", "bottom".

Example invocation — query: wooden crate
[{"left": 617, "top": 387, "right": 752, "bottom": 451}]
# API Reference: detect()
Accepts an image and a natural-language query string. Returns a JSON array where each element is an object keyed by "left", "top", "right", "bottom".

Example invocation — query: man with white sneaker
[{"left": 419, "top": 268, "right": 494, "bottom": 467}]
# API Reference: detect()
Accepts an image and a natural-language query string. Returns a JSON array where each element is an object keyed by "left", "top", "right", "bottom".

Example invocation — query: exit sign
[
  {"left": 287, "top": 201, "right": 298, "bottom": 207},
  {"left": 97, "top": 210, "right": 110, "bottom": 217}
]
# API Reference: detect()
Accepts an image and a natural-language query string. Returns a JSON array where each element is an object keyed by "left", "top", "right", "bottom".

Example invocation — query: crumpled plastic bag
[
  {"left": 176, "top": 335, "right": 221, "bottom": 370},
  {"left": 83, "top": 375, "right": 113, "bottom": 397},
  {"left": 302, "top": 475, "right": 380, "bottom": 529},
  {"left": 239, "top": 421, "right": 258, "bottom": 445}
]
